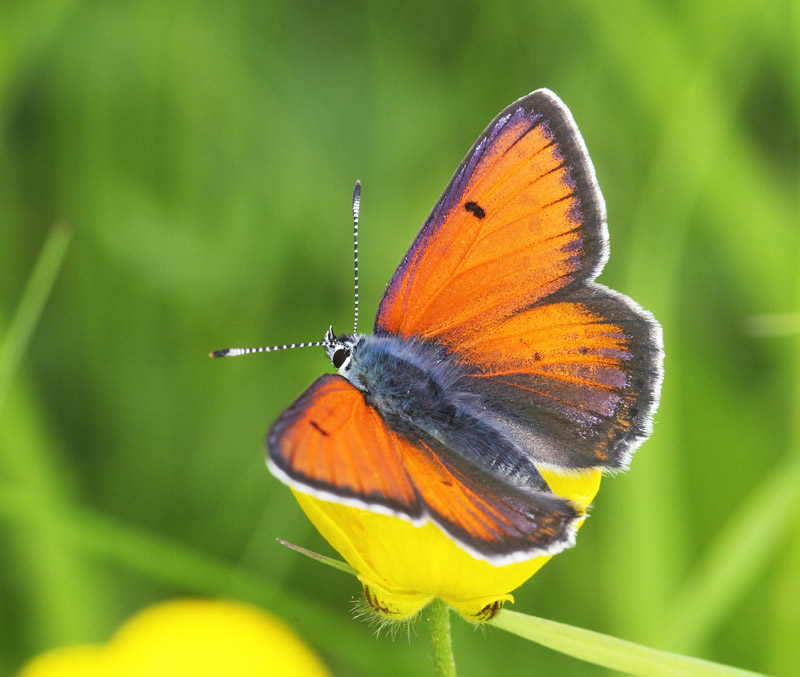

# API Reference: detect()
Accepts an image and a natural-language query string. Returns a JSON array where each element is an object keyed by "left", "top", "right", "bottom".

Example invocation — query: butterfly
[{"left": 214, "top": 89, "right": 663, "bottom": 565}]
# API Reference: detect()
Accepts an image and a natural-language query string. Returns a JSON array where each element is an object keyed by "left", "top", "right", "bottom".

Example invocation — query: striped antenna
[
  {"left": 210, "top": 183, "right": 364, "bottom": 360},
  {"left": 210, "top": 340, "right": 325, "bottom": 359},
  {"left": 352, "top": 180, "right": 361, "bottom": 334}
]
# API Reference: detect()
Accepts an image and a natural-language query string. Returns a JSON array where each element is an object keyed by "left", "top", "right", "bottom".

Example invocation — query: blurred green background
[{"left": 1, "top": 1, "right": 798, "bottom": 675}]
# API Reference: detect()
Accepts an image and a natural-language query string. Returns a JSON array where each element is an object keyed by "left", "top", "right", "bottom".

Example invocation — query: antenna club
[{"left": 210, "top": 348, "right": 245, "bottom": 358}]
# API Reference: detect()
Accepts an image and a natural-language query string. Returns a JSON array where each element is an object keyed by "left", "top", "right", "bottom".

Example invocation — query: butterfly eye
[{"left": 332, "top": 348, "right": 351, "bottom": 370}]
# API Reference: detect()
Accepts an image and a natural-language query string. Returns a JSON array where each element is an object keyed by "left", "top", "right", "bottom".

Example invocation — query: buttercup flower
[
  {"left": 19, "top": 599, "right": 330, "bottom": 677},
  {"left": 293, "top": 468, "right": 601, "bottom": 621}
]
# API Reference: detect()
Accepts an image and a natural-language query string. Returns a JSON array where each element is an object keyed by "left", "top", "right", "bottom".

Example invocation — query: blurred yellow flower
[
  {"left": 293, "top": 468, "right": 601, "bottom": 622},
  {"left": 18, "top": 599, "right": 330, "bottom": 677}
]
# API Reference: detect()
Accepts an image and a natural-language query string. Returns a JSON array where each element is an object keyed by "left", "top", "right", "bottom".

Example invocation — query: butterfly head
[{"left": 323, "top": 326, "right": 362, "bottom": 376}]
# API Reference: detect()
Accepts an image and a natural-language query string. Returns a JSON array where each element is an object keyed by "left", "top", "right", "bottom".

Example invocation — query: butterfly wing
[
  {"left": 374, "top": 89, "right": 662, "bottom": 472},
  {"left": 267, "top": 374, "right": 418, "bottom": 515},
  {"left": 375, "top": 88, "right": 607, "bottom": 344},
  {"left": 268, "top": 373, "right": 582, "bottom": 562},
  {"left": 455, "top": 285, "right": 662, "bottom": 470}
]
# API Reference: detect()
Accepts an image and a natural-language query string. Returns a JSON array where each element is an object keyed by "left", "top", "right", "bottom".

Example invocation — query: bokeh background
[{"left": 1, "top": 2, "right": 798, "bottom": 675}]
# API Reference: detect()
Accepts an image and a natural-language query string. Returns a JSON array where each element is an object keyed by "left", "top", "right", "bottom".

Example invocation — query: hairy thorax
[{"left": 346, "top": 335, "right": 463, "bottom": 440}]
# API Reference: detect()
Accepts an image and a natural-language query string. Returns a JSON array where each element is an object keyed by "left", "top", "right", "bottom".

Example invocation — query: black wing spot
[
  {"left": 464, "top": 201, "right": 486, "bottom": 219},
  {"left": 310, "top": 421, "right": 329, "bottom": 436}
]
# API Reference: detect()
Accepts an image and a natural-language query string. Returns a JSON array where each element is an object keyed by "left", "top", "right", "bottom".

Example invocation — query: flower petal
[
  {"left": 19, "top": 599, "right": 331, "bottom": 677},
  {"left": 291, "top": 469, "right": 602, "bottom": 621}
]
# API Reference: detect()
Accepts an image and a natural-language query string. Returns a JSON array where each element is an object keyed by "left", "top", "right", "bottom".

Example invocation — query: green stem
[{"left": 429, "top": 598, "right": 457, "bottom": 677}]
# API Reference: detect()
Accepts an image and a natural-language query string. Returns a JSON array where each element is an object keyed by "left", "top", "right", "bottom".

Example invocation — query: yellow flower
[
  {"left": 18, "top": 599, "right": 330, "bottom": 677},
  {"left": 292, "top": 468, "right": 601, "bottom": 622}
]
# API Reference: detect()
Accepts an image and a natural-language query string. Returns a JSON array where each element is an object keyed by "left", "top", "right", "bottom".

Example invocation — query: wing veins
[
  {"left": 504, "top": 118, "right": 544, "bottom": 153},
  {"left": 427, "top": 237, "right": 571, "bottom": 297},
  {"left": 473, "top": 194, "right": 578, "bottom": 249},
  {"left": 408, "top": 157, "right": 572, "bottom": 328},
  {"left": 485, "top": 378, "right": 608, "bottom": 413},
  {"left": 352, "top": 401, "right": 413, "bottom": 504},
  {"left": 327, "top": 392, "right": 360, "bottom": 491},
  {"left": 419, "top": 272, "right": 575, "bottom": 339},
  {"left": 418, "top": 440, "right": 516, "bottom": 531},
  {"left": 349, "top": 404, "right": 375, "bottom": 495},
  {"left": 401, "top": 134, "right": 560, "bottom": 326},
  {"left": 468, "top": 368, "right": 619, "bottom": 391},
  {"left": 470, "top": 137, "right": 557, "bottom": 210},
  {"left": 458, "top": 141, "right": 560, "bottom": 240},
  {"left": 458, "top": 312, "right": 628, "bottom": 349}
]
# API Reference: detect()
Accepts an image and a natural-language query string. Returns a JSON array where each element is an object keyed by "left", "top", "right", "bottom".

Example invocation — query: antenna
[
  {"left": 210, "top": 183, "right": 364, "bottom": 359},
  {"left": 210, "top": 340, "right": 324, "bottom": 359},
  {"left": 352, "top": 180, "right": 361, "bottom": 334}
]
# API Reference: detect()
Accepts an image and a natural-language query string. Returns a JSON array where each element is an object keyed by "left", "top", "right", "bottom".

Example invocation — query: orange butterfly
[{"left": 215, "top": 90, "right": 663, "bottom": 564}]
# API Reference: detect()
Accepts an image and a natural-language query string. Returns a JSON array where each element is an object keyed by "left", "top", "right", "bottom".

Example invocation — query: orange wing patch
[
  {"left": 461, "top": 300, "right": 629, "bottom": 411},
  {"left": 376, "top": 91, "right": 605, "bottom": 345},
  {"left": 268, "top": 374, "right": 418, "bottom": 513},
  {"left": 403, "top": 437, "right": 580, "bottom": 552},
  {"left": 453, "top": 288, "right": 659, "bottom": 469}
]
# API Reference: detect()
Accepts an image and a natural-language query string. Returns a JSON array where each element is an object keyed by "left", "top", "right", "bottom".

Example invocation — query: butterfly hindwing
[
  {"left": 375, "top": 89, "right": 607, "bottom": 345},
  {"left": 267, "top": 373, "right": 583, "bottom": 562},
  {"left": 404, "top": 433, "right": 582, "bottom": 560},
  {"left": 454, "top": 285, "right": 663, "bottom": 470}
]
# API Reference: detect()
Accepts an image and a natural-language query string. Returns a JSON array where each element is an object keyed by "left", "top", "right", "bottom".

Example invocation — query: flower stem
[{"left": 429, "top": 598, "right": 457, "bottom": 677}]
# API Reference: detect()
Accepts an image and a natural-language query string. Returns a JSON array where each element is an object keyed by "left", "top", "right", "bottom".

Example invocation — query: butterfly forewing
[
  {"left": 375, "top": 89, "right": 607, "bottom": 345},
  {"left": 267, "top": 374, "right": 420, "bottom": 515}
]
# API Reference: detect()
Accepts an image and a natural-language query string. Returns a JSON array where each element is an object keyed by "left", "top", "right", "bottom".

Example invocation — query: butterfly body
[
  {"left": 323, "top": 330, "right": 551, "bottom": 493},
  {"left": 259, "top": 89, "right": 663, "bottom": 564}
]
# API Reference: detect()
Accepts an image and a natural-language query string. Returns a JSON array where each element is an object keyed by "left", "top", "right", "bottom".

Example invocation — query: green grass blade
[
  {"left": 660, "top": 451, "right": 800, "bottom": 652},
  {"left": 0, "top": 224, "right": 95, "bottom": 647},
  {"left": 490, "top": 609, "right": 765, "bottom": 676},
  {"left": 0, "top": 224, "right": 71, "bottom": 412}
]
